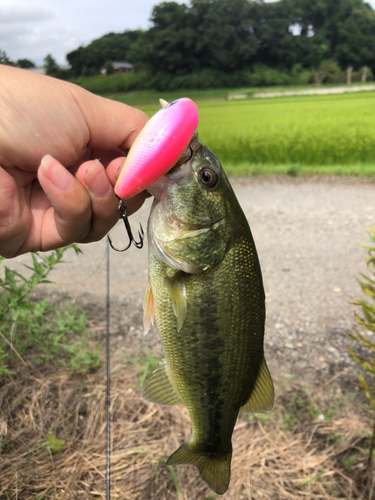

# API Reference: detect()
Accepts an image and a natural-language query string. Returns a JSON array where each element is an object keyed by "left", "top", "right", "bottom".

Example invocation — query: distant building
[{"left": 101, "top": 61, "right": 134, "bottom": 75}]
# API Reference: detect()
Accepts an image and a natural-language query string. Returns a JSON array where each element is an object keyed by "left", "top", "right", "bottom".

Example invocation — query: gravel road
[{"left": 9, "top": 176, "right": 375, "bottom": 394}]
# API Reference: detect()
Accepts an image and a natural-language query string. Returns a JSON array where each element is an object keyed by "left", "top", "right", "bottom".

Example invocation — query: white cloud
[
  {"left": 0, "top": 0, "right": 374, "bottom": 66},
  {"left": 0, "top": 6, "right": 54, "bottom": 23}
]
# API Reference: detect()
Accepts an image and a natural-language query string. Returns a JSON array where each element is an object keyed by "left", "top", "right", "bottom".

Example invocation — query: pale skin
[{"left": 0, "top": 64, "right": 149, "bottom": 259}]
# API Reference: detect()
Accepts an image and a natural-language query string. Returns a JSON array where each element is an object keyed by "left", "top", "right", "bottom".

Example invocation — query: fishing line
[
  {"left": 57, "top": 244, "right": 108, "bottom": 286},
  {"left": 105, "top": 201, "right": 150, "bottom": 498},
  {"left": 106, "top": 240, "right": 111, "bottom": 500}
]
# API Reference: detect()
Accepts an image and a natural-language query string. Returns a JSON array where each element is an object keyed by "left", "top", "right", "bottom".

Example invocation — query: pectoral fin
[
  {"left": 141, "top": 359, "right": 182, "bottom": 406},
  {"left": 143, "top": 280, "right": 155, "bottom": 336},
  {"left": 167, "top": 276, "right": 187, "bottom": 332},
  {"left": 241, "top": 358, "right": 274, "bottom": 413}
]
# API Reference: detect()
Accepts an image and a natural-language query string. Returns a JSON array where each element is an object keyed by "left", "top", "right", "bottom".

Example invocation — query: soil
[{"left": 10, "top": 176, "right": 375, "bottom": 397}]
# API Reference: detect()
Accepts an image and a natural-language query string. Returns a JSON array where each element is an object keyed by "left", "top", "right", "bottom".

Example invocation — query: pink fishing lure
[{"left": 115, "top": 98, "right": 199, "bottom": 200}]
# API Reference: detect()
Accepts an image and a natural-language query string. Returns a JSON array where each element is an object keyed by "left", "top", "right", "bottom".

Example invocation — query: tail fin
[{"left": 167, "top": 441, "right": 231, "bottom": 495}]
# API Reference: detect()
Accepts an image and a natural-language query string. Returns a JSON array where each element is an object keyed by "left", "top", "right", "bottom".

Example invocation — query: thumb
[{"left": 72, "top": 86, "right": 149, "bottom": 151}]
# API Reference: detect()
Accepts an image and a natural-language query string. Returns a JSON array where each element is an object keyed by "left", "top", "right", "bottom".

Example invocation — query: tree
[
  {"left": 191, "top": 0, "right": 259, "bottom": 71},
  {"left": 141, "top": 0, "right": 260, "bottom": 76},
  {"left": 54, "top": 0, "right": 375, "bottom": 83},
  {"left": 67, "top": 30, "right": 143, "bottom": 77},
  {"left": 44, "top": 54, "right": 60, "bottom": 76},
  {"left": 0, "top": 50, "right": 15, "bottom": 66},
  {"left": 141, "top": 2, "right": 198, "bottom": 74},
  {"left": 17, "top": 59, "right": 35, "bottom": 69},
  {"left": 104, "top": 61, "right": 114, "bottom": 75},
  {"left": 334, "top": 2, "right": 375, "bottom": 77}
]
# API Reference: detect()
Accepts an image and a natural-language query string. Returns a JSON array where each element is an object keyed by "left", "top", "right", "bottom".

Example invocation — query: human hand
[{"left": 0, "top": 65, "right": 148, "bottom": 258}]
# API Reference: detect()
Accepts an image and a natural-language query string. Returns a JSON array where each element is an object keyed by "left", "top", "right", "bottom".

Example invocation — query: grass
[
  {"left": 216, "top": 162, "right": 375, "bottom": 177},
  {"left": 110, "top": 90, "right": 375, "bottom": 176},
  {"left": 104, "top": 81, "right": 375, "bottom": 107},
  {"left": 1, "top": 352, "right": 373, "bottom": 499}
]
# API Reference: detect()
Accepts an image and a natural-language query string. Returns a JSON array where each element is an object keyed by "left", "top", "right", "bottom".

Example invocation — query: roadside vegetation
[
  {"left": 1, "top": 236, "right": 375, "bottom": 498},
  {"left": 0, "top": 246, "right": 100, "bottom": 378}
]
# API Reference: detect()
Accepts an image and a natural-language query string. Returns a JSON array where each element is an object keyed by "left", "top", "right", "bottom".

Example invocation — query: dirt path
[
  {"left": 9, "top": 176, "right": 375, "bottom": 393},
  {"left": 251, "top": 85, "right": 375, "bottom": 98}
]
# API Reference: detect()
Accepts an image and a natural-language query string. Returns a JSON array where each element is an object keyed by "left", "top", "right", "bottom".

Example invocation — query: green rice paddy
[{"left": 134, "top": 91, "right": 375, "bottom": 176}]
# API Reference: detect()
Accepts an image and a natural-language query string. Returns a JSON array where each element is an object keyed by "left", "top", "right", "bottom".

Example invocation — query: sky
[{"left": 1, "top": 0, "right": 375, "bottom": 66}]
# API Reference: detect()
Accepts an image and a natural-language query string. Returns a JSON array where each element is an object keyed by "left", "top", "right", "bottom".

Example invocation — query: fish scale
[{"left": 142, "top": 136, "right": 274, "bottom": 495}]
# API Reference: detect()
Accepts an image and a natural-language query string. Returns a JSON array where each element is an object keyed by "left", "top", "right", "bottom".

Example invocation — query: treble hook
[{"left": 108, "top": 197, "right": 144, "bottom": 252}]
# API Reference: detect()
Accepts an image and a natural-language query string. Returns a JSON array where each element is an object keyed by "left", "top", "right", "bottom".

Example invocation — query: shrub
[{"left": 347, "top": 227, "right": 375, "bottom": 490}]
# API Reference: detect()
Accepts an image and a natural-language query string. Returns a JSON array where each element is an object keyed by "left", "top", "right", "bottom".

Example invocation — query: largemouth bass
[{"left": 142, "top": 133, "right": 274, "bottom": 495}]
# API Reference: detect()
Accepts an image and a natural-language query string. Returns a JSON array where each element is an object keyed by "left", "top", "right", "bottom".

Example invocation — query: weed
[
  {"left": 343, "top": 455, "right": 357, "bottom": 472},
  {"left": 139, "top": 350, "right": 160, "bottom": 389},
  {"left": 280, "top": 412, "right": 298, "bottom": 430},
  {"left": 286, "top": 164, "right": 300, "bottom": 176},
  {"left": 124, "top": 349, "right": 161, "bottom": 389},
  {"left": 346, "top": 227, "right": 375, "bottom": 498},
  {"left": 0, "top": 438, "right": 13, "bottom": 453},
  {"left": 298, "top": 470, "right": 325, "bottom": 486},
  {"left": 249, "top": 413, "right": 271, "bottom": 424},
  {"left": 154, "top": 458, "right": 180, "bottom": 495},
  {"left": 287, "top": 386, "right": 320, "bottom": 420},
  {"left": 327, "top": 432, "right": 346, "bottom": 442},
  {"left": 41, "top": 432, "right": 65, "bottom": 455},
  {"left": 278, "top": 385, "right": 345, "bottom": 431},
  {"left": 166, "top": 464, "right": 180, "bottom": 496},
  {"left": 0, "top": 246, "right": 101, "bottom": 376},
  {"left": 323, "top": 481, "right": 338, "bottom": 497},
  {"left": 347, "top": 230, "right": 375, "bottom": 407}
]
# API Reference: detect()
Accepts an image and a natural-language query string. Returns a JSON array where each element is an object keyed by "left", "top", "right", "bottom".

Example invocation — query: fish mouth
[
  {"left": 164, "top": 210, "right": 216, "bottom": 233},
  {"left": 149, "top": 193, "right": 217, "bottom": 234}
]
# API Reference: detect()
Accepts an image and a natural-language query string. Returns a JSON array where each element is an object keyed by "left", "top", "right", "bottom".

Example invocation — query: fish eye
[{"left": 199, "top": 167, "right": 218, "bottom": 188}]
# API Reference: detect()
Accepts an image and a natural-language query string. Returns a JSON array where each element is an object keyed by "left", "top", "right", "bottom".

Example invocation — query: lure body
[{"left": 115, "top": 98, "right": 199, "bottom": 200}]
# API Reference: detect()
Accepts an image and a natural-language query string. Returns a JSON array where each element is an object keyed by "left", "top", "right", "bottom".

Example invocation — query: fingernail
[
  {"left": 41, "top": 154, "right": 74, "bottom": 191},
  {"left": 85, "top": 160, "right": 111, "bottom": 198}
]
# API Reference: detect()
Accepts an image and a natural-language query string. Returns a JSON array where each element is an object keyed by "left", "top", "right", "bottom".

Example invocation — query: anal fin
[
  {"left": 141, "top": 359, "right": 182, "bottom": 406},
  {"left": 241, "top": 357, "right": 274, "bottom": 414}
]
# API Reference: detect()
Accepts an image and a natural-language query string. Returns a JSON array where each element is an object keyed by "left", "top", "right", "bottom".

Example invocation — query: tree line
[
  {"left": 67, "top": 0, "right": 375, "bottom": 79},
  {"left": 2, "top": 0, "right": 375, "bottom": 90}
]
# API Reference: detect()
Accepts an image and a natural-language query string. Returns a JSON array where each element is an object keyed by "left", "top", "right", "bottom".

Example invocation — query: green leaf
[
  {"left": 166, "top": 464, "right": 180, "bottom": 496},
  {"left": 31, "top": 253, "right": 43, "bottom": 273},
  {"left": 299, "top": 470, "right": 325, "bottom": 486},
  {"left": 343, "top": 456, "right": 356, "bottom": 472},
  {"left": 358, "top": 374, "right": 375, "bottom": 411},
  {"left": 41, "top": 432, "right": 65, "bottom": 455},
  {"left": 347, "top": 349, "right": 375, "bottom": 375},
  {"left": 4, "top": 268, "right": 18, "bottom": 292}
]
